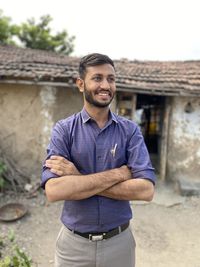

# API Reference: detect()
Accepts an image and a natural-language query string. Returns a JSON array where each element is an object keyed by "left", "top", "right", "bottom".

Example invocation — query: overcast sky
[{"left": 1, "top": 0, "right": 200, "bottom": 61}]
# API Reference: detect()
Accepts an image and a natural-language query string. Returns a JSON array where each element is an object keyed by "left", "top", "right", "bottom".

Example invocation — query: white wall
[{"left": 167, "top": 96, "right": 200, "bottom": 181}]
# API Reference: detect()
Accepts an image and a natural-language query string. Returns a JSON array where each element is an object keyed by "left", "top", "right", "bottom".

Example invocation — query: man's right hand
[{"left": 45, "top": 156, "right": 80, "bottom": 176}]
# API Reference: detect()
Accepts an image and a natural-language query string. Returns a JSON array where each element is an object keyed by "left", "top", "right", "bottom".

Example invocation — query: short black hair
[{"left": 79, "top": 53, "right": 115, "bottom": 79}]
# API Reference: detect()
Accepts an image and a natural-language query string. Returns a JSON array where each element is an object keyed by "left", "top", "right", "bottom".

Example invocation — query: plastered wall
[
  {"left": 167, "top": 96, "right": 200, "bottom": 181},
  {"left": 0, "top": 84, "right": 83, "bottom": 183}
]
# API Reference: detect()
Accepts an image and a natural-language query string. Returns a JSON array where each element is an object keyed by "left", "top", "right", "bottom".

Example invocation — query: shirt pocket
[{"left": 108, "top": 145, "right": 127, "bottom": 167}]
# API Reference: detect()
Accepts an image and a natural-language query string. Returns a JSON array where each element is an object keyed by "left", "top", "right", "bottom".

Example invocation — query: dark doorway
[{"left": 135, "top": 94, "right": 165, "bottom": 173}]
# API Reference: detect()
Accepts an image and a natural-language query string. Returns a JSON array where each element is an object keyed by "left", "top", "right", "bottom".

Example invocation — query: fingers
[
  {"left": 45, "top": 162, "right": 65, "bottom": 176},
  {"left": 45, "top": 156, "right": 67, "bottom": 176},
  {"left": 45, "top": 155, "right": 75, "bottom": 176},
  {"left": 45, "top": 155, "right": 80, "bottom": 176},
  {"left": 45, "top": 161, "right": 63, "bottom": 169},
  {"left": 50, "top": 155, "right": 70, "bottom": 164},
  {"left": 46, "top": 161, "right": 66, "bottom": 170},
  {"left": 49, "top": 168, "right": 63, "bottom": 176},
  {"left": 45, "top": 156, "right": 70, "bottom": 169}
]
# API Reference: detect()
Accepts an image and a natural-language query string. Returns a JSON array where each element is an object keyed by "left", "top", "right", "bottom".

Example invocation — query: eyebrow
[{"left": 92, "top": 73, "right": 116, "bottom": 77}]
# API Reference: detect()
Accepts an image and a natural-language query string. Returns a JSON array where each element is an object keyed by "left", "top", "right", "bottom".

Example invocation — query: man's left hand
[{"left": 45, "top": 156, "right": 80, "bottom": 176}]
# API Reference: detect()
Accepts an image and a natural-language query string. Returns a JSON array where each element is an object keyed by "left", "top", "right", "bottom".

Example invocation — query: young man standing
[{"left": 41, "top": 53, "right": 156, "bottom": 267}]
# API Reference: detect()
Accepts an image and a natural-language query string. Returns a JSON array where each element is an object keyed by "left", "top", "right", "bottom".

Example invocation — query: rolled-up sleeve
[
  {"left": 126, "top": 126, "right": 156, "bottom": 184},
  {"left": 41, "top": 121, "right": 71, "bottom": 189}
]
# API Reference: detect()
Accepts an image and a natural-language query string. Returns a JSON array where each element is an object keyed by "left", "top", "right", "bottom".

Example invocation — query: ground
[{"left": 0, "top": 181, "right": 200, "bottom": 267}]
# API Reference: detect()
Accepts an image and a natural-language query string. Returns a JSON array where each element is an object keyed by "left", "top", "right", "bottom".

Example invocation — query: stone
[{"left": 176, "top": 178, "right": 200, "bottom": 196}]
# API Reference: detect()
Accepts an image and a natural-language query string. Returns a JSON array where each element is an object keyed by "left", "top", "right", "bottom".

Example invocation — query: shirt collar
[
  {"left": 81, "top": 108, "right": 91, "bottom": 123},
  {"left": 81, "top": 108, "right": 118, "bottom": 124},
  {"left": 110, "top": 111, "right": 119, "bottom": 124}
]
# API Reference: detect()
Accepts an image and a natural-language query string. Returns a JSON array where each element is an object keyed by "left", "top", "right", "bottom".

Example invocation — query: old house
[{"left": 0, "top": 45, "right": 200, "bottom": 192}]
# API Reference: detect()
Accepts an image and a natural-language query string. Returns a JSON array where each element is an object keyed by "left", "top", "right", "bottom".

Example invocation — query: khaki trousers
[{"left": 55, "top": 225, "right": 136, "bottom": 267}]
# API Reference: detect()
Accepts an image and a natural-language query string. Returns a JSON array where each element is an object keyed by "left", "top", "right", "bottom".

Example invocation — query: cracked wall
[
  {"left": 0, "top": 84, "right": 83, "bottom": 183},
  {"left": 167, "top": 96, "right": 200, "bottom": 181}
]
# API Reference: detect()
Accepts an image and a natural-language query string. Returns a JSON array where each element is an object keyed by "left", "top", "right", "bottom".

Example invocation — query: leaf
[{"left": 8, "top": 230, "right": 15, "bottom": 243}]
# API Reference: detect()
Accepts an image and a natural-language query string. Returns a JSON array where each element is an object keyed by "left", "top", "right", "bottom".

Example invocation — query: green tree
[
  {"left": 0, "top": 10, "right": 19, "bottom": 45},
  {"left": 0, "top": 10, "right": 75, "bottom": 55},
  {"left": 17, "top": 15, "right": 75, "bottom": 55}
]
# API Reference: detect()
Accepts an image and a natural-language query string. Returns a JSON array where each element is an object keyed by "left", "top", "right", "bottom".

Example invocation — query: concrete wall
[
  {"left": 167, "top": 96, "right": 200, "bottom": 182},
  {"left": 53, "top": 86, "right": 83, "bottom": 122},
  {"left": 0, "top": 83, "right": 83, "bottom": 183}
]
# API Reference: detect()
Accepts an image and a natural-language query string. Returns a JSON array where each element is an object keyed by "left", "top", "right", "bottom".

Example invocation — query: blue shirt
[{"left": 41, "top": 108, "right": 156, "bottom": 233}]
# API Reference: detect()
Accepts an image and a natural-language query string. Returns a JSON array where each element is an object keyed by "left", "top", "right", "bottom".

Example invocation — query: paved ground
[
  {"left": 0, "top": 181, "right": 200, "bottom": 267},
  {"left": 132, "top": 181, "right": 200, "bottom": 267}
]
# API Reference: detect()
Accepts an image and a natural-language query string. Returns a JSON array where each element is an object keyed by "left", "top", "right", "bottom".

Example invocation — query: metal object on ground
[{"left": 0, "top": 203, "right": 28, "bottom": 222}]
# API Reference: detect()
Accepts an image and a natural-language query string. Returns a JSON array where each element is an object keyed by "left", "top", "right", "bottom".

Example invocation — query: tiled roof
[
  {"left": 0, "top": 45, "right": 79, "bottom": 84},
  {"left": 115, "top": 60, "right": 200, "bottom": 96},
  {"left": 1, "top": 45, "right": 200, "bottom": 96}
]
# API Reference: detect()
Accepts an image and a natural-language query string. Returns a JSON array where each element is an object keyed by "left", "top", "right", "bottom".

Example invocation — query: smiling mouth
[
  {"left": 96, "top": 93, "right": 111, "bottom": 101},
  {"left": 98, "top": 93, "right": 110, "bottom": 96},
  {"left": 96, "top": 90, "right": 111, "bottom": 97}
]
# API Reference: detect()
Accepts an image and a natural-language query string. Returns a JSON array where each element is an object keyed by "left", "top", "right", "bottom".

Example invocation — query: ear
[{"left": 76, "top": 78, "right": 84, "bottom": 93}]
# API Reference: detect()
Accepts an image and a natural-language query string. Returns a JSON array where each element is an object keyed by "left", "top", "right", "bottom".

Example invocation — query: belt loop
[{"left": 118, "top": 226, "right": 122, "bottom": 233}]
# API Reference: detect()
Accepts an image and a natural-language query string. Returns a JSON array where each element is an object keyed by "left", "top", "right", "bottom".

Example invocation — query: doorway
[
  {"left": 135, "top": 94, "right": 165, "bottom": 173},
  {"left": 116, "top": 92, "right": 166, "bottom": 175}
]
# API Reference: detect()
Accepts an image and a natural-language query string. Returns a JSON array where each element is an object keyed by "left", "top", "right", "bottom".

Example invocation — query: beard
[{"left": 83, "top": 85, "right": 115, "bottom": 108}]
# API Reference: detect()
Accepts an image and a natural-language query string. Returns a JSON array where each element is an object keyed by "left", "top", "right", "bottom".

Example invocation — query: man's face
[{"left": 78, "top": 64, "right": 116, "bottom": 108}]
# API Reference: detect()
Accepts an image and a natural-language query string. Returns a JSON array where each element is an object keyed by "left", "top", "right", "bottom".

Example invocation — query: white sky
[{"left": 1, "top": 0, "right": 200, "bottom": 61}]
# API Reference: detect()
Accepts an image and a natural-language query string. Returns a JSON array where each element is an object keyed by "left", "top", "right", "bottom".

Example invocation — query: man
[{"left": 41, "top": 53, "right": 156, "bottom": 267}]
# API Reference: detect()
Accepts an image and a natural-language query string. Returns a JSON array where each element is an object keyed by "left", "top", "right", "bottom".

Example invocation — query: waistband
[{"left": 68, "top": 222, "right": 129, "bottom": 241}]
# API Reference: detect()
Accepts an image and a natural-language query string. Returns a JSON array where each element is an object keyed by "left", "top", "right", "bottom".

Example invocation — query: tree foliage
[
  {"left": 0, "top": 10, "right": 19, "bottom": 45},
  {"left": 0, "top": 10, "right": 75, "bottom": 55},
  {"left": 18, "top": 15, "right": 75, "bottom": 55}
]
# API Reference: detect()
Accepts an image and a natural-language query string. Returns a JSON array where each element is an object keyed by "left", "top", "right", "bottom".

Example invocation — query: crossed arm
[{"left": 45, "top": 156, "right": 154, "bottom": 202}]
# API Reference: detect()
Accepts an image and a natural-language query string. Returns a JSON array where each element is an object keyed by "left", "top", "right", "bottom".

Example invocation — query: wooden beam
[
  {"left": 0, "top": 79, "right": 76, "bottom": 88},
  {"left": 159, "top": 97, "right": 171, "bottom": 181},
  {"left": 131, "top": 94, "right": 137, "bottom": 121}
]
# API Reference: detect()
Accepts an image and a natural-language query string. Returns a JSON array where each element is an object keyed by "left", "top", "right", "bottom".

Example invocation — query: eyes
[{"left": 92, "top": 75, "right": 116, "bottom": 83}]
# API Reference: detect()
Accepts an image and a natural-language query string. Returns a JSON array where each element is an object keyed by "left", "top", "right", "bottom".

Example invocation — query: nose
[{"left": 100, "top": 78, "right": 110, "bottom": 89}]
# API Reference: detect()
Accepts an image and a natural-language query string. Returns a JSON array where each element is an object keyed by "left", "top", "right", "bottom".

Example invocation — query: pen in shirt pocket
[{"left": 110, "top": 143, "right": 118, "bottom": 158}]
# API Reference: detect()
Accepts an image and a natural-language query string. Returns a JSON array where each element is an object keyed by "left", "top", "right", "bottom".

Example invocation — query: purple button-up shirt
[{"left": 41, "top": 108, "right": 156, "bottom": 232}]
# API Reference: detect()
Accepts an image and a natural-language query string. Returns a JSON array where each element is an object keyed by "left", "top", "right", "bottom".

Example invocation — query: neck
[{"left": 84, "top": 104, "right": 110, "bottom": 128}]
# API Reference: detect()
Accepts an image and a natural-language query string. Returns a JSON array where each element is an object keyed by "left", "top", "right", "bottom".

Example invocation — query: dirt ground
[{"left": 0, "top": 181, "right": 200, "bottom": 267}]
